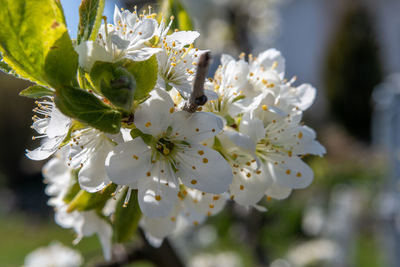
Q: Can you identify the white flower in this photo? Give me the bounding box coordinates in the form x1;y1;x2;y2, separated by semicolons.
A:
247;49;316;112
26;99;71;161
43;155;113;261
64;128;117;193
241;111;325;199
204;54;251;120
24;242;83;267
189;251;242;267
141;187;226;242
106;89;232;218
76;5;162;70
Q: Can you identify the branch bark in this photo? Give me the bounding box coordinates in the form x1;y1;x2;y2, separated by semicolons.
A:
183;52;211;113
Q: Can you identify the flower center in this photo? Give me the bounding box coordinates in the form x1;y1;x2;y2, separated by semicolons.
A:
156;137;175;156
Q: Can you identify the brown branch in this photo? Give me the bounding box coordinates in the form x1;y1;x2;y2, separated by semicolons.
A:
183;52;211;113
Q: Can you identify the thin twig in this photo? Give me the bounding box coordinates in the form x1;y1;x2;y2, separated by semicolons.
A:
183;52;211;113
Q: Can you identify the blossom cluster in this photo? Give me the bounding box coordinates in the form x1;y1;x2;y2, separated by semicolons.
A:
25;5;325;260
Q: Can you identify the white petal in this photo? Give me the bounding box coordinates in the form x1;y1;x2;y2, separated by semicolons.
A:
185;189;226;216
170;111;224;143
26;136;64;160
166;31;200;48
138;174;179;218
133;19;158;40
176;145;233;194
293;83;316;111
134;88;174;135
113;5;122;25
106;138;152;186
74;41;112;71
141;204;180;239
229;164;270;206
294;126;326;156
46;108;70;138
222;130;256;152
32;118;49;134
221;54;234;66
265;181;292;200
82;212;113;261
79;141;113;192
111;34;130;49
267;155;313;189
240;115;266;143
126;47;162;61
256;48;285;78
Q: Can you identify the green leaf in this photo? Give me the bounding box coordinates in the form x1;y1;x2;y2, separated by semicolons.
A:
113;188;142;243
159;0;193;31
90;61;136;111
0;0;78;87
44;32;79;88
55;86;121;134
77;0;105;44
0;53;13;74
67;184;117;212
122;56;158;102
19;85;54;99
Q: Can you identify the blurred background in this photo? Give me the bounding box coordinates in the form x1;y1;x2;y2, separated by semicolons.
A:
1;0;400;266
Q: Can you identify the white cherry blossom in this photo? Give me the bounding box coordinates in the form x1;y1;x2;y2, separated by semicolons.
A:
141;187;226;242
106;89;232;218
24;242;83;267
43;155;113;261
26;99;71;161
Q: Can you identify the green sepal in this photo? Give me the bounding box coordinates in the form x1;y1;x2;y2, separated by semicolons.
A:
90;61;136;111
55;86;121;134
63;169;82;204
77;0;105;44
122;56;158;102
19;85;54;99
67;183;117;212
224;115;235;127
130;128;153;145
113;188;142;243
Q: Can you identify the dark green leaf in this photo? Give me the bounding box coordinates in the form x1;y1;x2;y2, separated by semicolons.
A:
19;85;54;99
113;188;142;243
77;0;105;44
55;86;121;134
67;183;117;212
